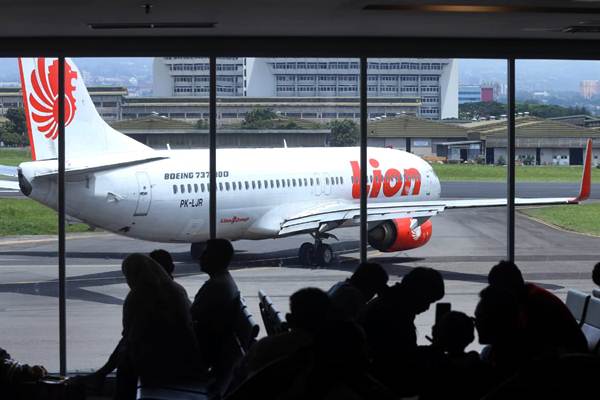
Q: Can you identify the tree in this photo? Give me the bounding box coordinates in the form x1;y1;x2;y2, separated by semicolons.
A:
0;131;21;146
242;108;278;129
328;119;359;147
5;108;26;136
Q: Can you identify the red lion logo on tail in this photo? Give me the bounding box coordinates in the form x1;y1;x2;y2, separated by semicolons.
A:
29;59;77;140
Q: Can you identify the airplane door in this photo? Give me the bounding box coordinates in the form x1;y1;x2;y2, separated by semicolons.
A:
134;172;152;216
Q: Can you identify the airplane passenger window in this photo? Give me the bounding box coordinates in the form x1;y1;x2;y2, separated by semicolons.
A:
219;182;223;191
264;180;268;188
325;177;330;185
245;181;249;190
173;185;177;194
287;179;291;187
316;178;320;185
276;180;280;188
270;180;274;188
188;184;192;193
194;183;198;193
201;183;205;192
251;181;255;189
281;180;285;188
257;181;261;189
292;179;296;187
310;178;314;186
180;184;185;193
232;182;236;191
226;182;231;191
340;177;344;185
304;178;308;186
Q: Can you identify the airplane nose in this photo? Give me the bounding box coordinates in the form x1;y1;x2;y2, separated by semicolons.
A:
18;168;32;196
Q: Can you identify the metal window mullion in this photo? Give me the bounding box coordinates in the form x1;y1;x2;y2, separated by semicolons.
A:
360;57;368;263
507;59;516;262
209;56;217;239
58;56;67;375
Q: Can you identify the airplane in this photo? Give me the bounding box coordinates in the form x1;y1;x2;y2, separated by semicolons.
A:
0;58;593;266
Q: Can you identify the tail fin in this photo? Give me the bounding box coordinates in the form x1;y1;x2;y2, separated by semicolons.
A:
18;58;151;161
572;138;593;203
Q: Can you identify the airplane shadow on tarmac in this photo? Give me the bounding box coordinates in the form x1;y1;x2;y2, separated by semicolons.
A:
0;243;563;305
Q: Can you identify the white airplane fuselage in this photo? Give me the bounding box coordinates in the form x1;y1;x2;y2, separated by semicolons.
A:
19;146;441;243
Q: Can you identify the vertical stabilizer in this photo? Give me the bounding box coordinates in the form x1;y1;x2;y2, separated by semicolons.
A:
18;58;152;161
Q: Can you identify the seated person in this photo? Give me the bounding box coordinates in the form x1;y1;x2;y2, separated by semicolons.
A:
1;348;46;395
488;260;587;356
361;267;444;396
243;287;332;377
84;249;189;391
116;253;204;400
328;262;388;320
593;262;600;298
420;311;492;400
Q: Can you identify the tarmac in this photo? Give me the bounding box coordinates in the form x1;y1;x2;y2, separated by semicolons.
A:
0;181;599;372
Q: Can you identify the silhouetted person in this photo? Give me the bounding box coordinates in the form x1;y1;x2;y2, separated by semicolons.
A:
488;260;587;356
86;249;189;392
592;262;600;298
116;253;204;400
362;267;444;396
328;262;389;320
1;347;46;398
421;311;492;400
243;288;332;377
475;286;526;384
190;239;239;395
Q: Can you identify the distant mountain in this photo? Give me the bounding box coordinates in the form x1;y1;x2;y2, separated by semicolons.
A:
459;59;600;92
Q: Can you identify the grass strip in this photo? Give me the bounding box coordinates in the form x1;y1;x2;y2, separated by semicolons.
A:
520;203;600;236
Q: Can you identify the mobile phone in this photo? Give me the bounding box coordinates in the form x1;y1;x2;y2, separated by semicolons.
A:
435;302;451;324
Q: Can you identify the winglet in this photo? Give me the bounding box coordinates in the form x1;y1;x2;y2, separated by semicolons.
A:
571;138;593;203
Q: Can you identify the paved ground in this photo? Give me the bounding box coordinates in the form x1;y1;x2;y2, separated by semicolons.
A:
0;181;599;372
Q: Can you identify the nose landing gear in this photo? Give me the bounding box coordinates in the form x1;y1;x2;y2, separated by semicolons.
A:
298;232;336;267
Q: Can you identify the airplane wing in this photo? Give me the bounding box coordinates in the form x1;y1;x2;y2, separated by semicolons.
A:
280;139;593;236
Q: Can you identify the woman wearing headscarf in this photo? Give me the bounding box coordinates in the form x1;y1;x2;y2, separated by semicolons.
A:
116;253;206;399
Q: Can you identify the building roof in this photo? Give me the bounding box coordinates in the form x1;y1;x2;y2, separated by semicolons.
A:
111;115;196;131
461;116;600;138
368;114;468;138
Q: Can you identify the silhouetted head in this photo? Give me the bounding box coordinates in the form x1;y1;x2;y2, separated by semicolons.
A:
150;249;175;278
433;311;475;356
313;320;368;375
199;239;233;276
122;253;171;290
349;262;389;300
401;267;445;313
475;286;520;346
286;287;332;335
488;260;525;298
593;262;600;287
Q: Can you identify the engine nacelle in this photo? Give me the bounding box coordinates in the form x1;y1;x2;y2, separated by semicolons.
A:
368;218;432;252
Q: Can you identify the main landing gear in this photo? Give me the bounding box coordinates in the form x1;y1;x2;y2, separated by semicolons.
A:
298;232;336;267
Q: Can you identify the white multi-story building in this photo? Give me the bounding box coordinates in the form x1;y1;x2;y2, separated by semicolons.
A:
153;57;458;119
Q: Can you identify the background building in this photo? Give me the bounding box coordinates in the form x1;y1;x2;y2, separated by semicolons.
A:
580;80;600;100
154;57;458;119
458;85;482;104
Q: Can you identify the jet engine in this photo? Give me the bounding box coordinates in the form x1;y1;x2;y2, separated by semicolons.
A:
368;218;432;252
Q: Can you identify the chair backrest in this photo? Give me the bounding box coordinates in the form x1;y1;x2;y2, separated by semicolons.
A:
566;289;591;326
582;296;600;354
232;294;260;353
258;289;288;336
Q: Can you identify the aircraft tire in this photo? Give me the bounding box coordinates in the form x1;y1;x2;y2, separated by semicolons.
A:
315;243;334;267
190;242;206;260
298;242;315;266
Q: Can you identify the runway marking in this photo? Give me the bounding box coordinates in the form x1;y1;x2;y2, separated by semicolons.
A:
0;233;114;246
